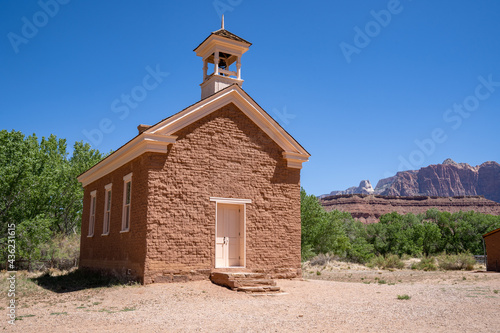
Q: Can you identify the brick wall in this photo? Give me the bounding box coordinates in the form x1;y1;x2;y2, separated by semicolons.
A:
79;155;149;282
144;103;301;283
484;230;500;272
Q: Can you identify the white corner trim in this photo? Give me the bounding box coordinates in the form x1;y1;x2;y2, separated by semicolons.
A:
210;197;252;204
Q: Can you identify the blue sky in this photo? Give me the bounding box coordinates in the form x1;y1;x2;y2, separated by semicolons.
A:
1;0;499;196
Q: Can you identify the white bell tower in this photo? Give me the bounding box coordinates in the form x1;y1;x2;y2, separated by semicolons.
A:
194;16;252;99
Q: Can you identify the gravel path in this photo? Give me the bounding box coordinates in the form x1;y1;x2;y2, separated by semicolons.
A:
4;271;500;332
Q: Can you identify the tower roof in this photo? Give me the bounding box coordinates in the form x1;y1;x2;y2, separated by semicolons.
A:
212;29;252;45
194;28;251;52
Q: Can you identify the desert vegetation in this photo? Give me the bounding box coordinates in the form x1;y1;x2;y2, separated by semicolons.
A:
301;188;500;265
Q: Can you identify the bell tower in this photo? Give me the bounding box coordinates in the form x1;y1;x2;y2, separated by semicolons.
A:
194;16;252;99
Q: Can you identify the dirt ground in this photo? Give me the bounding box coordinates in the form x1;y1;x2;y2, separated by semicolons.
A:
2;266;500;332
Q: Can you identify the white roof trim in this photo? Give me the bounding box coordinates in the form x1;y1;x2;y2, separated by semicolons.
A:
78;133;177;187
194;35;250;56
210;197;252;204
147;85;309;167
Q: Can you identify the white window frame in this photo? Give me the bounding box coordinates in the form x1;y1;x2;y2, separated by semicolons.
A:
121;173;132;232
88;190;97;237
102;183;112;236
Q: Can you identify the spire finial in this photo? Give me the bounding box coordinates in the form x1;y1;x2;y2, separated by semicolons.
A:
221;15;225;30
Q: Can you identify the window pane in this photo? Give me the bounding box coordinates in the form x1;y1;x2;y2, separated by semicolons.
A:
107;190;111;211
126;182;131;204
105;212;109;233
125;206;130;229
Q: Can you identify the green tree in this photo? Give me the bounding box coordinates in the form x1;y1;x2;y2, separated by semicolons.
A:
417;220;441;256
313;210;350;255
0;130;104;265
300;188;350;259
16;215;52;270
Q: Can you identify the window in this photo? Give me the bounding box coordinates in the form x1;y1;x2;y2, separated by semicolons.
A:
88;190;96;237
121;173;132;232
102;184;112;235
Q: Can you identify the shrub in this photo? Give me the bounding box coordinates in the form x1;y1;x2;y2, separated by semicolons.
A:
397;294;411;300
401;254;412;261
436;253;476;271
411;257;437;271
309;253;334;266
367;254;404;270
366;255;385;269
384;254;405;269
39;233;80;270
301;244;316;262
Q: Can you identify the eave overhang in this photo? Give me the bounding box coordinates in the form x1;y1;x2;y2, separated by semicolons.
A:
77;133;177;187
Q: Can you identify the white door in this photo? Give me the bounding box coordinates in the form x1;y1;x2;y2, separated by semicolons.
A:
216;204;241;267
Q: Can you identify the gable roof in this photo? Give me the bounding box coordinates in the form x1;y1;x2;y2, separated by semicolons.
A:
483;227;500;238
194;29;251;52
77;84;310;187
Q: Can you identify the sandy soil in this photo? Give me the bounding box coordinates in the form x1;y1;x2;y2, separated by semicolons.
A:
2;268;500;332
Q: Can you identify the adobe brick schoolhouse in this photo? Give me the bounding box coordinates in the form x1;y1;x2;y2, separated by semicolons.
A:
78;20;310;284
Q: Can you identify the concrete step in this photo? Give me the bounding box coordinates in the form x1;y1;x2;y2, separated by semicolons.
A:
225;272;267;279
234;286;281;293
210;271;280;293
232;279;277;288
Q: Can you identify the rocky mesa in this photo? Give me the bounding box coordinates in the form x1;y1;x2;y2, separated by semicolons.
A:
378;159;500;203
318;159;500;223
321;159;500;203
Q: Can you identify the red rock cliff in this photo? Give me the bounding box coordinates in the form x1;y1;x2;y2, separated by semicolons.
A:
378;159;500;203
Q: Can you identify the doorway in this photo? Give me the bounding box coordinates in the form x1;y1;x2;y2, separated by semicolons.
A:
215;203;245;268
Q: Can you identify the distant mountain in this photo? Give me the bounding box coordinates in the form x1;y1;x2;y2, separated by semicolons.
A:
321;159;500;203
318;180;374;198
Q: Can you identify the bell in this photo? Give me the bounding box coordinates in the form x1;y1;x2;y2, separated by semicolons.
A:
218;58;227;70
